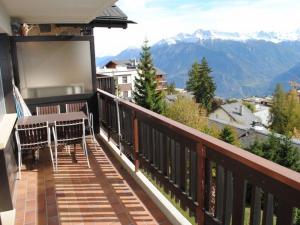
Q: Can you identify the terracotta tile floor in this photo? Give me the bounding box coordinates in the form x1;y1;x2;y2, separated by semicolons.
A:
14;137;172;225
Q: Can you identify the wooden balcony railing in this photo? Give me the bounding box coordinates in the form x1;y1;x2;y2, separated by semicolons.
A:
97;89;300;225
97;76;115;95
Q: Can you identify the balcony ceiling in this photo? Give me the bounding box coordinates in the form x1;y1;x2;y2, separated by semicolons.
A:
0;0;117;24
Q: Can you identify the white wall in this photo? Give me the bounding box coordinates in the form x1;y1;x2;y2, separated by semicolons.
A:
209;108;233;123
0;1;11;34
17;41;93;98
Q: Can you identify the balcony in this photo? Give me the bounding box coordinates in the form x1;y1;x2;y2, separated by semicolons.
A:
0;5;299;224
97;89;300;225
1;78;299;225
14;137;171;225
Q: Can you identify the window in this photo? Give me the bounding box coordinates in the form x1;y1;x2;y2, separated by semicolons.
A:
122;76;128;84
123;91;128;98
0;68;6;115
16;41;93;99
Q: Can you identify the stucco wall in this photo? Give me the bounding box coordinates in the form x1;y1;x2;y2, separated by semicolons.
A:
0;2;11;34
209;108;233;123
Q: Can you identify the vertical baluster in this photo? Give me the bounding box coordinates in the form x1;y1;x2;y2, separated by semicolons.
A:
262;193;274;225
250;186;262;225
215;165;225;221
232;175;246;225
222;170;233;225
162;134;168;176
179;144;186;210
204;160;212;212
133;111;139;172
276;199;293;225
175;142;181;187
196;143;205;225
159;132;163;172
190;150;197;202
171;139;176;183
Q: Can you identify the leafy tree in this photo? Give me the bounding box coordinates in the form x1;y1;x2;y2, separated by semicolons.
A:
273;136;300;172
164;96;220;138
164;96;207;131
248;134;300;224
165;82;178;95
248;139;264;157
247;134;300;172
133;40;165;113
270;84;300;137
219;126;240;146
186;58;216;112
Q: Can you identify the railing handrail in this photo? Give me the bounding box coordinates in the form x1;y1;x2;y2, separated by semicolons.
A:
97;88;300;192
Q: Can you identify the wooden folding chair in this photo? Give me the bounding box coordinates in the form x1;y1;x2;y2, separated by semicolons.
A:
36;105;60;115
52;119;90;170
65;102;96;142
15;122;54;179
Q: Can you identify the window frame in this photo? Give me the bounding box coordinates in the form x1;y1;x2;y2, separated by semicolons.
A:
11;35;97;100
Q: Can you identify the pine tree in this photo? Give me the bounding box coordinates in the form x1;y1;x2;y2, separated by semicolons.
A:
219;126;240;146
273;136;300;172
186;61;200;92
248;134;300;172
186;57;216;112
133;40;165;113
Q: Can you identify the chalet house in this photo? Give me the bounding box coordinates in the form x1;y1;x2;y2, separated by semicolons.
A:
97;59;167;99
209;102;261;128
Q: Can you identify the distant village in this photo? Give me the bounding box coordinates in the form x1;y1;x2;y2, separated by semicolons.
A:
97;59;300;150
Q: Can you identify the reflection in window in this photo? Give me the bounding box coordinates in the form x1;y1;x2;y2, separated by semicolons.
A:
16;41;93;99
0;69;6;115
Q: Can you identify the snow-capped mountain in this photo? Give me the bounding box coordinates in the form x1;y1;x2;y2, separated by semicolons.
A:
97;28;300;98
156;29;300;45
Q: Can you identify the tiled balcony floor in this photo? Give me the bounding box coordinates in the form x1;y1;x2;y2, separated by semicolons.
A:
14;137;171;225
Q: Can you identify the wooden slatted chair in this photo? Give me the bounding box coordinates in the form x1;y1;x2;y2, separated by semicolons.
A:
52;119;90;170
65;102;96;142
36;105;60;115
15;122;54;179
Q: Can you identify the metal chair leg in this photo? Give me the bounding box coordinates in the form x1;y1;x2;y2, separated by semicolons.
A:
18;149;22;180
55;144;58;171
66;145;71;156
83;140;90;168
49;145;55;171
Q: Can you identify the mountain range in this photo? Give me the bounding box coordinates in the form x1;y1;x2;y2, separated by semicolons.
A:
96;29;300;98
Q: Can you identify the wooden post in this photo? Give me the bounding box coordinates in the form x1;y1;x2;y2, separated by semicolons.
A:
133;111;139;172
196;142;205;225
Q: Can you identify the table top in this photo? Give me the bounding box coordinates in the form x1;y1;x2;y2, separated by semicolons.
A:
17;112;87;126
0;114;17;149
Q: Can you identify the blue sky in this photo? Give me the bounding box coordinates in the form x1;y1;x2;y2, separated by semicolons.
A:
94;0;300;57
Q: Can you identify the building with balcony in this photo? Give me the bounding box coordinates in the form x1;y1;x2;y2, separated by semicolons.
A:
97;60;167;99
0;1;299;225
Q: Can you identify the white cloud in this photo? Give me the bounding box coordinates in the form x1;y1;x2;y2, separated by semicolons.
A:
94;0;300;57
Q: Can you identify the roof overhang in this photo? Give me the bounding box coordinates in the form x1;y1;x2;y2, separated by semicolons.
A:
89;5;136;29
56;5;136;29
0;0;117;24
